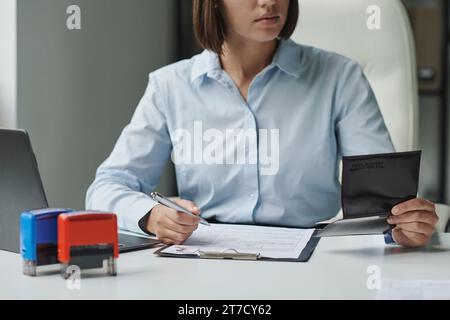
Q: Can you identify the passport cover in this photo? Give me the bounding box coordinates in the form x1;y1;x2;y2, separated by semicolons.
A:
316;151;421;237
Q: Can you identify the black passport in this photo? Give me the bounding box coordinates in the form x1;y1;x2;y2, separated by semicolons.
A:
316;151;421;237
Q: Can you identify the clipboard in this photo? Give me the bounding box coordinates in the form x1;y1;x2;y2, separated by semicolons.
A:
154;230;321;262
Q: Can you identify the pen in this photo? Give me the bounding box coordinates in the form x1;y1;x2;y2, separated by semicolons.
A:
150;192;210;226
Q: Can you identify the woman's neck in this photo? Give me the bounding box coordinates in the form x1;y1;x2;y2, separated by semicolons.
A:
220;37;278;82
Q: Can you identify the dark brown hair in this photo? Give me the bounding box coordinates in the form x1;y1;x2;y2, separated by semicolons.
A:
193;0;299;55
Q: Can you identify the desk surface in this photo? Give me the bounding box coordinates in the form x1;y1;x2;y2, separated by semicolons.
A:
1;234;450;299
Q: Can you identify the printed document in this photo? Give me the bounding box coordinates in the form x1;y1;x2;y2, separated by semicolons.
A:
160;223;315;259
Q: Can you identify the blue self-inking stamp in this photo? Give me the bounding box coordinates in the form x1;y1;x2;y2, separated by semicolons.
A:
20;208;74;276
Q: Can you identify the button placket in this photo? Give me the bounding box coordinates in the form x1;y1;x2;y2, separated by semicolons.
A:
245;78;265;223
244;111;260;219
213;69;262;219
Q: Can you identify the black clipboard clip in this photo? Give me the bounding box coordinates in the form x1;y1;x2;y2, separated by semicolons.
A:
197;248;260;260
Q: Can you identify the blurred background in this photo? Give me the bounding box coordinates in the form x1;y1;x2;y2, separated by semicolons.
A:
0;0;448;211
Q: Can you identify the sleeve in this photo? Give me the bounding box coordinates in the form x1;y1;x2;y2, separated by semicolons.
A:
334;60;396;157
85;73;172;235
335;60;398;245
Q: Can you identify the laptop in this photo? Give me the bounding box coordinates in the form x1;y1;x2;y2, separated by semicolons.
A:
0;129;160;253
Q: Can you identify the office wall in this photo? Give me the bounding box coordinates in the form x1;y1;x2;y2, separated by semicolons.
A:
404;0;448;203
446;6;450;205
17;0;178;209
0;0;17;128
418;96;444;200
447;49;450;204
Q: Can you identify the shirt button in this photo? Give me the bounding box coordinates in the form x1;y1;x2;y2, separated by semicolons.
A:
250;194;255;199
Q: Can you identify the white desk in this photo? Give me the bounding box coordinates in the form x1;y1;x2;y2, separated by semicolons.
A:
1;234;449;299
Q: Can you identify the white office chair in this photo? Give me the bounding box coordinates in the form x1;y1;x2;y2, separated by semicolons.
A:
292;0;450;232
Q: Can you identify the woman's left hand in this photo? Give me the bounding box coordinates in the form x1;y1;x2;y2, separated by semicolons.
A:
387;198;439;247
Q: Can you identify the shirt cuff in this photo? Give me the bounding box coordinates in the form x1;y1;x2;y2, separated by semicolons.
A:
120;197;158;235
138;211;155;236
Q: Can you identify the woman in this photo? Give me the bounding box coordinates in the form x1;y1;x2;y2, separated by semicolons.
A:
86;0;438;247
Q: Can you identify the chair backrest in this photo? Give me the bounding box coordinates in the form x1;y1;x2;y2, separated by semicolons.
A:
291;0;419;151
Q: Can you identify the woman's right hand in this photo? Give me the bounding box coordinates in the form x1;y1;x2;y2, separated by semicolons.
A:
146;198;201;245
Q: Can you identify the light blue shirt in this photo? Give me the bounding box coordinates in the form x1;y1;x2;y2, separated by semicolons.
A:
86;39;395;235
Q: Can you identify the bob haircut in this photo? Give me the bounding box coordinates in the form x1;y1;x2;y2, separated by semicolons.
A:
193;0;299;55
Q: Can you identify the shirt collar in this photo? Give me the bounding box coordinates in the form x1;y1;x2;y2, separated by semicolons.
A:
271;38;304;78
190;50;222;83
190;38;304;84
